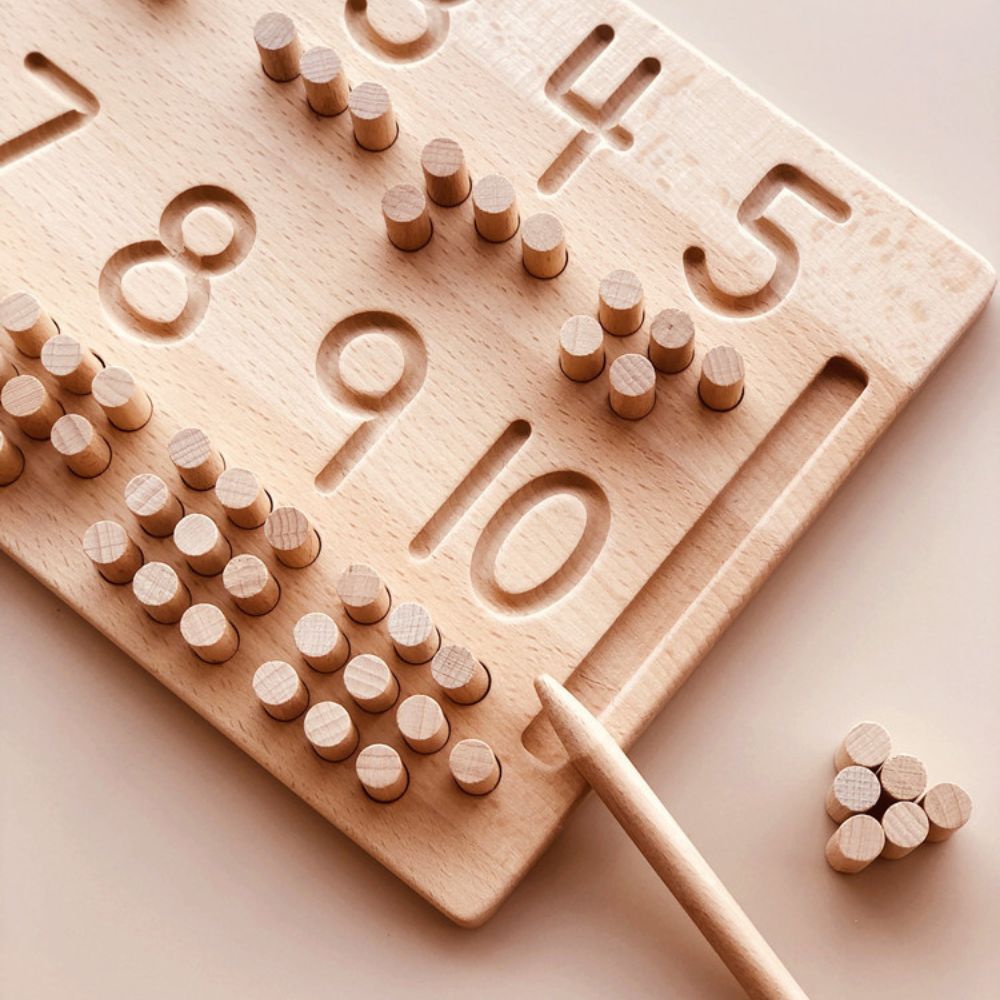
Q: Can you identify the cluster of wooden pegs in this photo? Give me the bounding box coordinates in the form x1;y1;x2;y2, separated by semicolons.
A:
824;721;973;873
557;271;745;419
252;13;567;280
0;288;156;486
251;576;499;802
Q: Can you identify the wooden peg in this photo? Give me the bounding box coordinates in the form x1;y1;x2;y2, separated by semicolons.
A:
824;765;880;823
82;520;143;584
293;611;350;672
559;315;605;382
336;563;390;623
421;137;471;207
396;693;449;753
825;814;885;874
253;660;309;721
879;754;928;803
699;345;745;411
449;738;501;795
382;184;432;251
431;644;490;704
609;353;656;420
472;174;518;242
344;654;399;713
598;269;644;336
264;505;320;567
834;721;892;771
222;553;279;615
1;354;16;391
387;601;440;663
132;561;190;624
179;603;239;663
521;212;567;278
168;427;224;490
348;81;396;151
92;366;152;430
300;46;349;115
40;333;101;393
50;413;111;478
215;467;270;528
304;701;358;761
173;512;231;576
649;308;696;373
356;743;408;802
0;431;25;486
254;11;300;82
1;374;62;439
124;473;184;537
0;290;57;357
880;801;929;859
921;782;972;842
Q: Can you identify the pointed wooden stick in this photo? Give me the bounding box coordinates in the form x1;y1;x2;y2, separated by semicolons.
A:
534;675;808;1000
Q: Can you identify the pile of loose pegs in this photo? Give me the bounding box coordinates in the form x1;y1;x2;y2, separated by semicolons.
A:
825;721;972;874
558;269;746;419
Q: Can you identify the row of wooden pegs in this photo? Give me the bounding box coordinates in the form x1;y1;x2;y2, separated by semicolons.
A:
1;290;154;485
252;13;568;278
824;721;972;873
558;275;745;417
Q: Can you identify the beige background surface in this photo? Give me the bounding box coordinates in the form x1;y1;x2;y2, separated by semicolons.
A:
2;1;998;998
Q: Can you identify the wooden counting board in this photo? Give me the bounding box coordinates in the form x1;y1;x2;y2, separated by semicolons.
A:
0;0;993;926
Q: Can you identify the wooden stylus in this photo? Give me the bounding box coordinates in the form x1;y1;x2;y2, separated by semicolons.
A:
534;675;808;1000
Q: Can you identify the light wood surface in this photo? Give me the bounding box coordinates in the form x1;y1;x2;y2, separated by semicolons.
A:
824;765;880;824
648;308;696;373
348;81;396;151
0;0;993;927
382;184;433;251
388;601;440;664
825;814;885;874
222;553;279;615
168;427;224;490
472;174;519;242
303;699;358;761
40;333;101;394
421;138;471;207
132;560;190;623
254;12;300;83
1;374;62;439
521;212;567;278
356;743;408;802
396;693;450;754
880;801;929;860
123;472;183;537
449;738;501;795
608;352;656;419
431;643;490;704
50;412;111;478
293;611;350;672
336;563;390;623
173;511;231;576
559;315;605;382
300;47;349;117
179;603;239;663
921;782;973;842
0;291;57;357
344;653;399;713
264;505;320;568
252;659;309;721
91;366;151;431
215;466;270;528
834;721;891;771
879;754;928;803
699;345;745;412
598;268;644;335
81;520;142;584
536;674;808;999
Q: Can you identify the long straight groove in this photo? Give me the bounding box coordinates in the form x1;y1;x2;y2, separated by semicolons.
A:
410;419;531;559
522;357;868;763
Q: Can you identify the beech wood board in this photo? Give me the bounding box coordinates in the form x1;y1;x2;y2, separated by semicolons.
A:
0;0;993;925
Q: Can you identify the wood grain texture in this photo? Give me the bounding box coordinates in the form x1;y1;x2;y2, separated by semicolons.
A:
0;0;993;925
